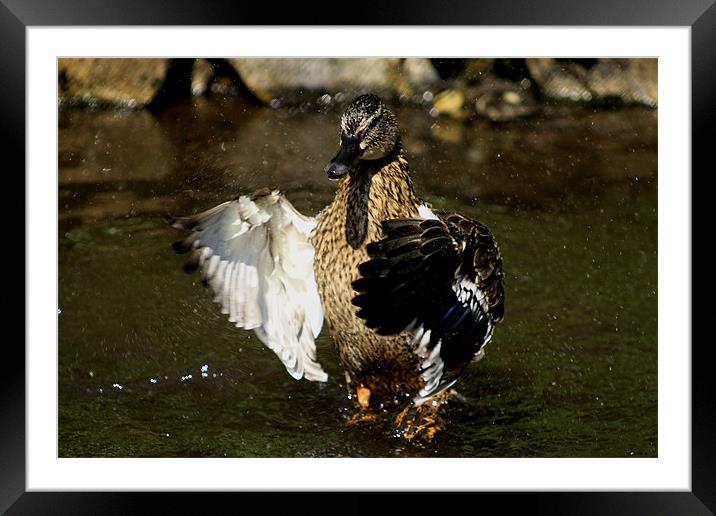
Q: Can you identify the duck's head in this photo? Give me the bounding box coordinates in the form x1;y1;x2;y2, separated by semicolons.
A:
324;94;400;181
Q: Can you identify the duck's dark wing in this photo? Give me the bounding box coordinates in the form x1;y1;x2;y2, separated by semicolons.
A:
168;189;327;382
352;213;504;404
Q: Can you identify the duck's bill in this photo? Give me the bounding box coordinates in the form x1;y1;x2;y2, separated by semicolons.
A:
324;162;350;181
324;135;361;181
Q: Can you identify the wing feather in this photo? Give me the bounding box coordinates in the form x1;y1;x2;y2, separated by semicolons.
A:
351;205;504;404
169;190;327;382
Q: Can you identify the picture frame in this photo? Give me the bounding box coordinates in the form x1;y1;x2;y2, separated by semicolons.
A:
5;0;708;512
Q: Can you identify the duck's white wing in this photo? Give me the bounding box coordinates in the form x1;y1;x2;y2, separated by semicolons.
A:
168;189;327;382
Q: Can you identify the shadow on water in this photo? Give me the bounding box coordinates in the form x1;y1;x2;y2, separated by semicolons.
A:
58;96;657;457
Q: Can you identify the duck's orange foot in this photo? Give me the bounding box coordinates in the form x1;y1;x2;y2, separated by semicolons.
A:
345;386;380;426
394;409;447;443
394;390;451;443
356;386;371;409
345;410;380;426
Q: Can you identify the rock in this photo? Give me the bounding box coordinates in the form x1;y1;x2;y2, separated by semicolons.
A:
57;57;657;113
625;59;658;105
58;58;170;108
471;77;539;122
586;59;657;107
399;58;441;95
191;58;214;96
228;58;403;103
526;58;657;107
526;58;594;103
431;88;466;118
462;59;497;82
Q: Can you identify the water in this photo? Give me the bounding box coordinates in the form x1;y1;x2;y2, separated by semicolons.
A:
58;96;657;457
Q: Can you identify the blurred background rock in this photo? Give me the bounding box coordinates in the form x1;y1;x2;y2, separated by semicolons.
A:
58;57;657;119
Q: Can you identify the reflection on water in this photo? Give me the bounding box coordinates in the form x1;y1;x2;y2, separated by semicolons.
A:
59;97;657;457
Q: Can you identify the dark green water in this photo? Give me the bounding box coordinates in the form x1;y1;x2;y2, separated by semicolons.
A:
58;97;657;457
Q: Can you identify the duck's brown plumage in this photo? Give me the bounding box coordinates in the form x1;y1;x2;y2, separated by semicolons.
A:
313;157;423;397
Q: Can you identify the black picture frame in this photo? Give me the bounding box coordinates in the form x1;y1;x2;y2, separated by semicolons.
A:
5;0;708;513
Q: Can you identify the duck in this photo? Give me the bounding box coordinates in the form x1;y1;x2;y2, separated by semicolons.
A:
168;93;504;434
